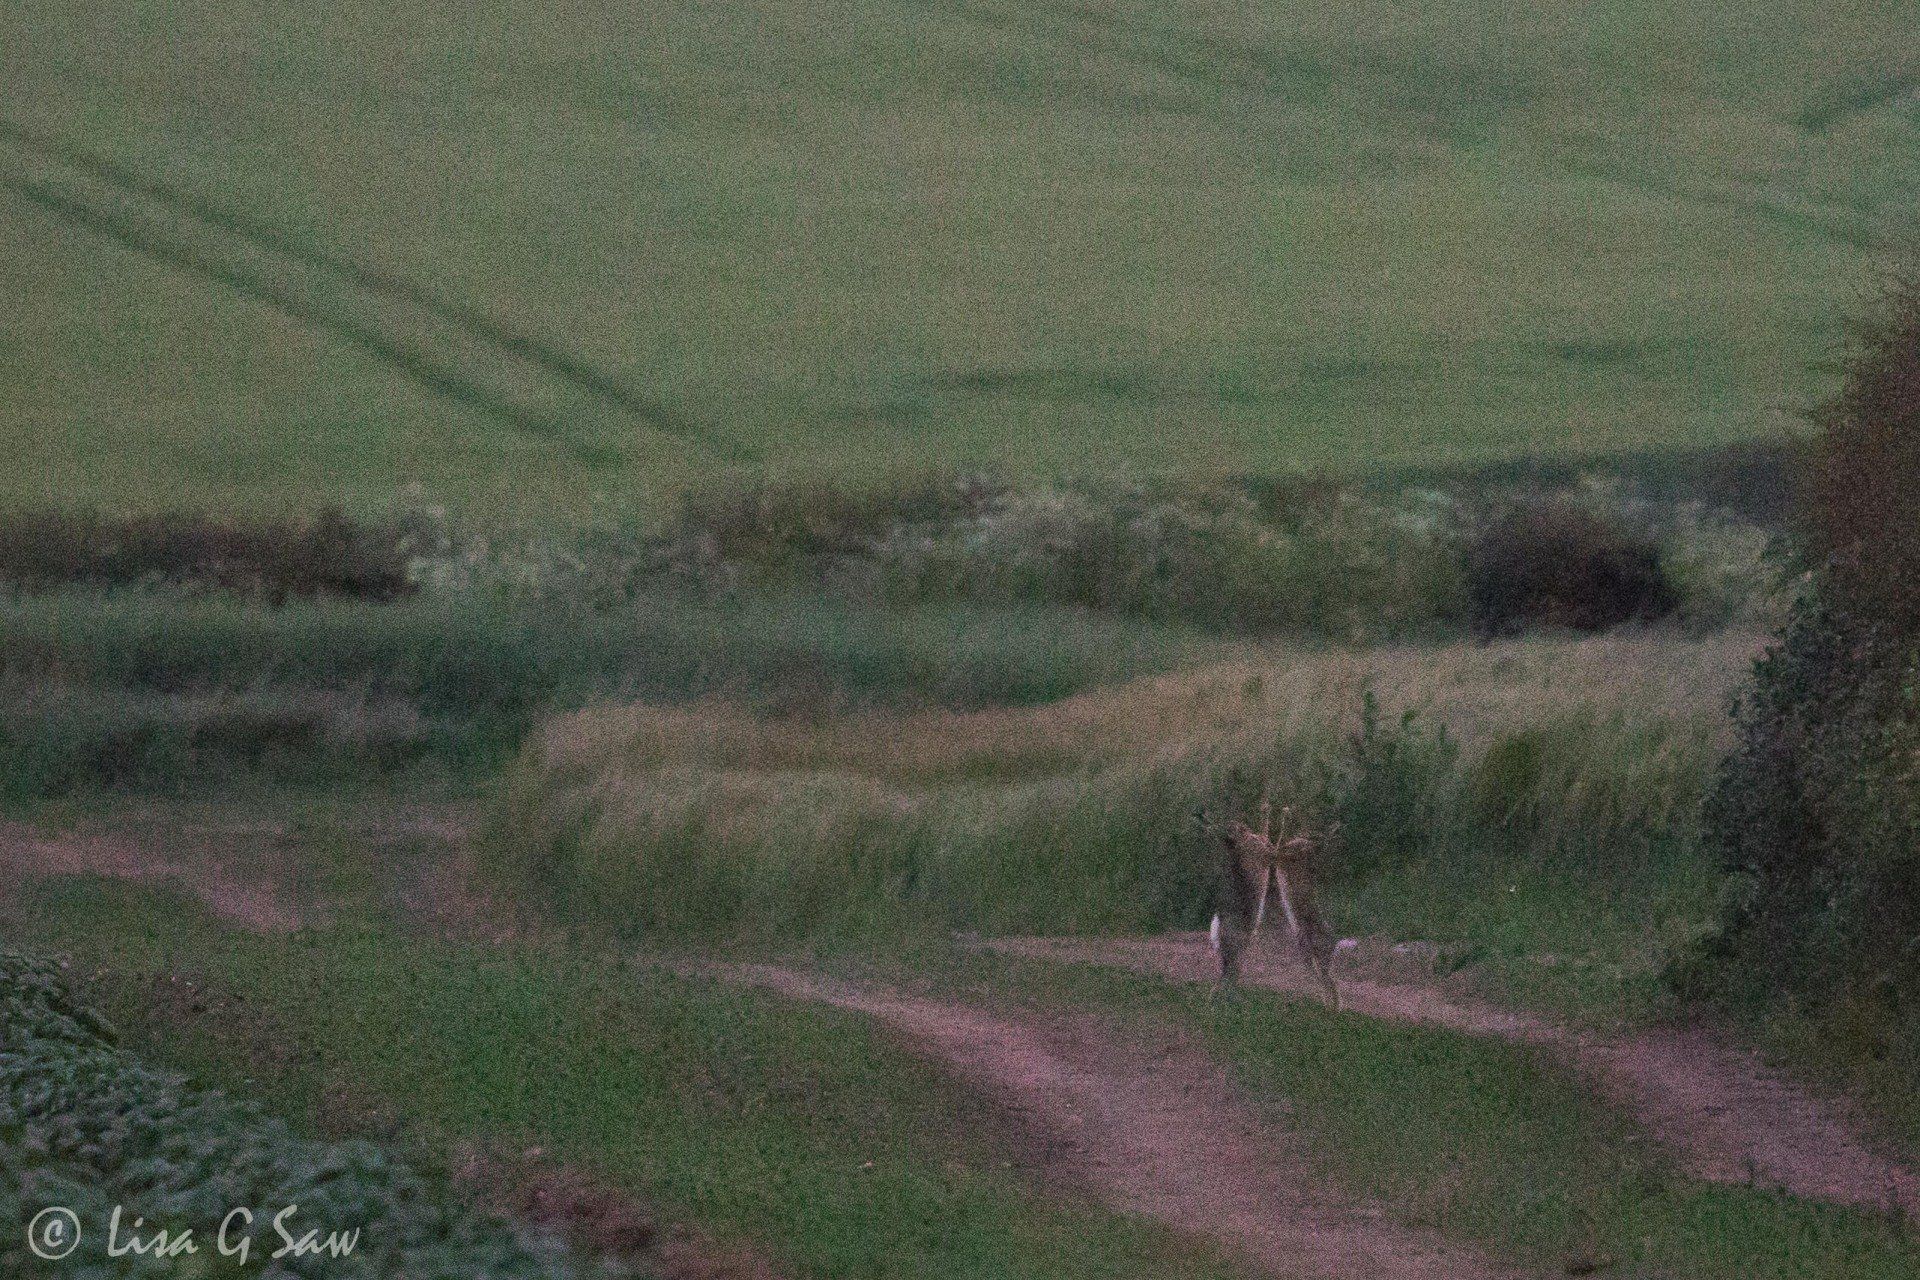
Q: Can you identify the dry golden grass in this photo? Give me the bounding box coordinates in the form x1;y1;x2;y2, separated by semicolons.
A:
533;628;1765;789
482;628;1764;947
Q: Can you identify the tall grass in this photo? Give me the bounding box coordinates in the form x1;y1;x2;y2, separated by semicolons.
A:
485;632;1755;989
0;588;1205;801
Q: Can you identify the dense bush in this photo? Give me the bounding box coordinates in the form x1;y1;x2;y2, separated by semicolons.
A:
1687;271;1920;1077
1463;501;1677;636
1804;268;1920;631
0;508;418;602
0;948;601;1278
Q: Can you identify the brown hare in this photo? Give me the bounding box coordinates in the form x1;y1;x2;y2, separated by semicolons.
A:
1196;798;1346;1008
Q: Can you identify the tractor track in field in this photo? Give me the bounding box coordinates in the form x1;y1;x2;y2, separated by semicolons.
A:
705;960;1537;1280
0;120;750;462
980;933;1920;1222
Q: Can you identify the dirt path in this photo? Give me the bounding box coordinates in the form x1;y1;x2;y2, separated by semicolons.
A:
13;810;1915;1236
0;818;308;933
711;962;1537;1280
980;934;1920;1219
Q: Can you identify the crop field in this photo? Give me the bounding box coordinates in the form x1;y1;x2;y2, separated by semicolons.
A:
3;0;1915;520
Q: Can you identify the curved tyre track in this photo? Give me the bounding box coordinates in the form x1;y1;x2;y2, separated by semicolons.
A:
979;933;1920;1220
710;962;1536;1280
0;119;750;462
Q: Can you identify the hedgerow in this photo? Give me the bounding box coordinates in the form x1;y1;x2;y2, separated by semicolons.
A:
1684;269;1920;1085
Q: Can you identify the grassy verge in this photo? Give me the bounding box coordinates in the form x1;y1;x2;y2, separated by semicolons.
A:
2;878;1250;1280
883;947;1920;1280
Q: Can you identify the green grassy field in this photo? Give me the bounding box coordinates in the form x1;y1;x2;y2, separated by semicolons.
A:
3;0;1912;521
11;876;1917;1279
5;880;1254;1280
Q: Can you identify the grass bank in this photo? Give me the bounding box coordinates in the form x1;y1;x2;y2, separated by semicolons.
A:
486;630;1754;1019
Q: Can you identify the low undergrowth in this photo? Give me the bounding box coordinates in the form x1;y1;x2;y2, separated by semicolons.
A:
0;589;1204;803
0;452;1790;808
0;507;419;602
546;468;1788;642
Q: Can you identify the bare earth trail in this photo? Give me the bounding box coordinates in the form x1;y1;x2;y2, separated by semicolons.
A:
0;817;309;933
709;961;1536;1280
1;819;1528;1277
8;814;1919;1247
981;933;1920;1220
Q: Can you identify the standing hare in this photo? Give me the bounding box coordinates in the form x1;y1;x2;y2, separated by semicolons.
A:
1196;798;1347;1008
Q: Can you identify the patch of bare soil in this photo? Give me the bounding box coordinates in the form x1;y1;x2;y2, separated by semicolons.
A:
710;962;1535;1280
0;818;307;932
979;933;1920;1220
454;1145;785;1280
405;842;540;943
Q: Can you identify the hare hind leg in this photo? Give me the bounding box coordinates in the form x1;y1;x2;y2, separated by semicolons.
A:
1277;870;1340;1010
1210;851;1266;990
1303;938;1340;1011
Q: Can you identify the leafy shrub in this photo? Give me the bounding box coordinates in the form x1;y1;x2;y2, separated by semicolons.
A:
1804;267;1920;634
0;508;418;602
1331;692;1460;878
1463;501;1677;636
862;479;1467;638
1687;271;1920;1079
0;948;601;1278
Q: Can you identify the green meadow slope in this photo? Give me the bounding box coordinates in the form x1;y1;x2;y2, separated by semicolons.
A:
2;0;1915;521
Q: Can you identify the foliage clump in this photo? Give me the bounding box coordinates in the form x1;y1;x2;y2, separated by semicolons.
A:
0;508;419;603
1688;271;1920;1077
1463;500;1677;636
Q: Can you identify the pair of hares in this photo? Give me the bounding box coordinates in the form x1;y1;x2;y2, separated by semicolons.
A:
1196;799;1346;1008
